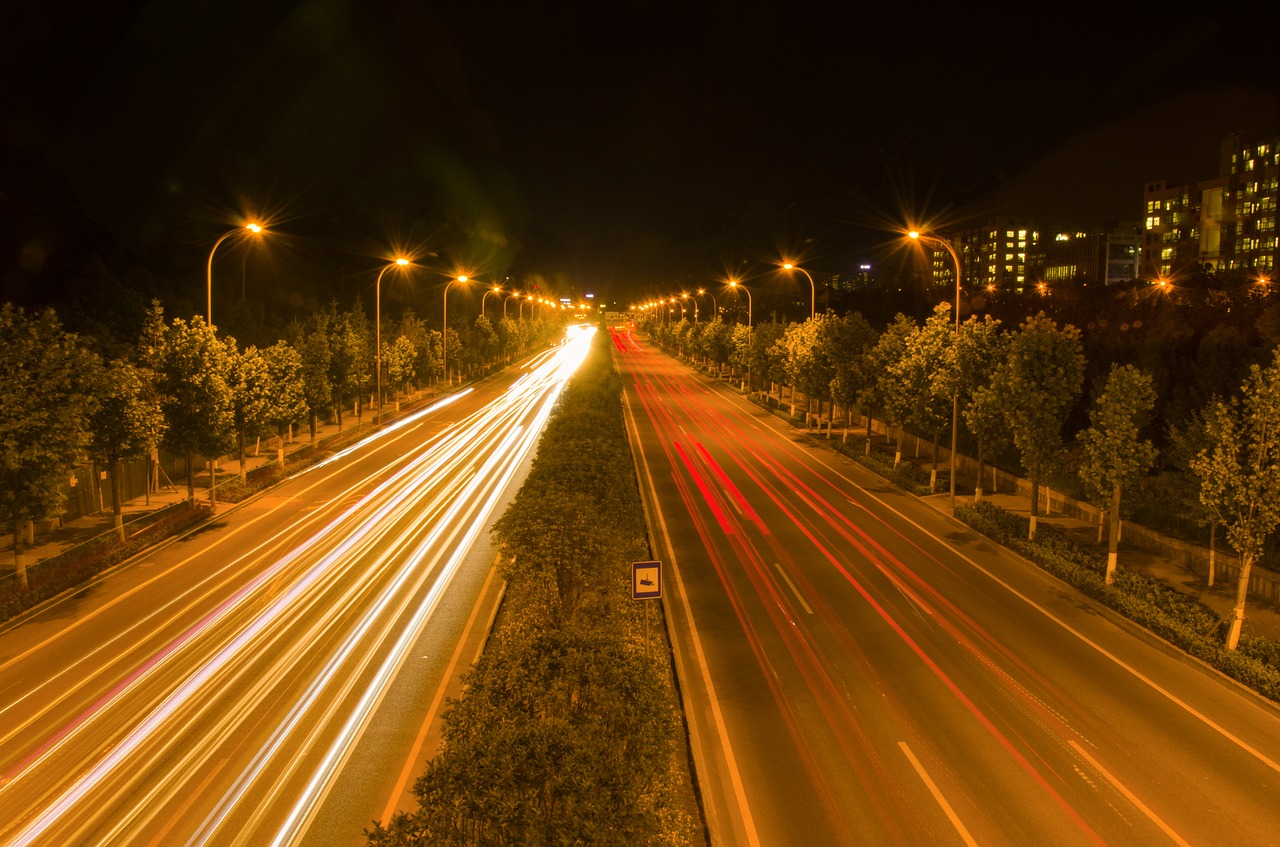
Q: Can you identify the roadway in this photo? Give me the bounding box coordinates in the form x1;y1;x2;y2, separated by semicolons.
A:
0;329;593;847
612;327;1280;847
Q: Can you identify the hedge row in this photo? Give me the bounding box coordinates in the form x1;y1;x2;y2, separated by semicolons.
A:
367;331;702;847
955;499;1280;702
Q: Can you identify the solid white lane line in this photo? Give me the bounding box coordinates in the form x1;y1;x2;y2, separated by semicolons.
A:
1068;740;1190;847
622;387;762;847
899;741;978;847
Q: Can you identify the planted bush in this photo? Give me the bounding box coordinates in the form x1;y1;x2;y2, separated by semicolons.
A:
955;499;1280;702
369;331;700;846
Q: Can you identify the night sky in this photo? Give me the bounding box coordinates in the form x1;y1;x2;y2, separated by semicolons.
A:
3;1;1278;316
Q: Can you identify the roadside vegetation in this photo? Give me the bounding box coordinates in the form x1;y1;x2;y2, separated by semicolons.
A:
0;296;561;621
645;275;1280;652
367;329;703;846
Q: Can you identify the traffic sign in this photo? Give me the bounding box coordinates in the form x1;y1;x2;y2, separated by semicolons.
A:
632;561;661;600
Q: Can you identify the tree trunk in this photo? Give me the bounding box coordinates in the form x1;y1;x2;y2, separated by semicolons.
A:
209;458;217;512
1226;552;1254;650
239;429;248;481
1104;483;1122;584
894;427;904;468
1208;522;1217;587
1028;469;1040;541
111;456;124;542
974;439;985;502
309;411;317;446
929;430;940;492
185;453;195;501
13;521;27;589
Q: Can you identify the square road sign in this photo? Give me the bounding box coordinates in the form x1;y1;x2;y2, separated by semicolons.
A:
632;561;661;600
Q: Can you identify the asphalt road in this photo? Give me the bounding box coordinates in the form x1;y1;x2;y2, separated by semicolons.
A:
0;331;594;846
613;328;1280;847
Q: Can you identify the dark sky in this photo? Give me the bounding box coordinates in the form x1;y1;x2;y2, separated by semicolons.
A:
2;1;1278;313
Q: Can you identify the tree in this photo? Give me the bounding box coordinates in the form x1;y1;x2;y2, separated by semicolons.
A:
296;310;332;444
1077;364;1158;584
747;319;787;401
728;324;752;390
0;305;102;583
260;342;307;465
382;334;418;400
87;360;164;540
963;380;1012;500
1191;348;1280;650
227;341;273;480
1001;312;1085;540
829;312;878;443
946;314;1005;499
892;303;952;489
868;313;917;466
155;316;234;504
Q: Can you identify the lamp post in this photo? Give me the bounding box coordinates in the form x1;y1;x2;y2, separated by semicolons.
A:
375;257;411;422
782;261;815;320
481;284;502;319
443;275;471;387
207;222;264;328
909;229;962;506
685;293;698;322
503;291;521;319
729;279;752;392
697;287;717;320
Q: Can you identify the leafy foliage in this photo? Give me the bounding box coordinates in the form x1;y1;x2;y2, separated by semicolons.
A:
0;305;103;575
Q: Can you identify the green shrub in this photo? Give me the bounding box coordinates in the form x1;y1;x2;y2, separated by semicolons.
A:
954;500;1280;702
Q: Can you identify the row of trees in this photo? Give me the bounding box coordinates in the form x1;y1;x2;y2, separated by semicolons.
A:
369;330;695;845
642;306;1280;651
1;299;562;585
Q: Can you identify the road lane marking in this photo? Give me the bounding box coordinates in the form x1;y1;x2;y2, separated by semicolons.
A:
380;558;502;825
621;387;762;847
898;741;978;847
759;417;1280;778
772;562;813;615
1068;740;1190;846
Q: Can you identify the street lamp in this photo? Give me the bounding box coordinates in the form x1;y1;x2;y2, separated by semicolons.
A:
697;287;717;319
503;291;521;319
729;279;752;392
481;283;503;319
375;256;412;421
207;222;265;327
684;292;698;322
781;261;816;320
443;274;472;387
908;228;962;506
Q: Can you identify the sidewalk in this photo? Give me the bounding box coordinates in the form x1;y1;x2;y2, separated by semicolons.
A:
0;388;446;575
919;489;1280;645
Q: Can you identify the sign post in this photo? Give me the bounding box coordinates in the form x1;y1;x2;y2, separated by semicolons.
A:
632;561;661;655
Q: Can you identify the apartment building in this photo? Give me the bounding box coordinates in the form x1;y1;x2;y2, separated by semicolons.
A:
1140;131;1278;279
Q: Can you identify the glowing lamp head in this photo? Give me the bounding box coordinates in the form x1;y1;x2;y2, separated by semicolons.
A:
457;275;468;283
395;257;409;266
246;223;264;234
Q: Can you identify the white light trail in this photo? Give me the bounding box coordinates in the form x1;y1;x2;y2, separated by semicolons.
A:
1;328;595;846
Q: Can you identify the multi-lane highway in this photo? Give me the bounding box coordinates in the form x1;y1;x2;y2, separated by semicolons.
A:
613;327;1280;847
0;329;593;846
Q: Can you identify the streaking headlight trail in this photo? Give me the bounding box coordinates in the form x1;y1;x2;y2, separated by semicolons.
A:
0;328;596;847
